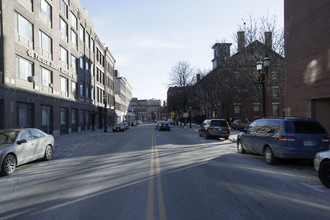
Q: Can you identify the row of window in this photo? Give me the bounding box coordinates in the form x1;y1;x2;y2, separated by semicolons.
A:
18;102;92;134
15;55;108;103
233;104;280;118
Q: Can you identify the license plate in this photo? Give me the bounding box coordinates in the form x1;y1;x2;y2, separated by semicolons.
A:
303;141;314;147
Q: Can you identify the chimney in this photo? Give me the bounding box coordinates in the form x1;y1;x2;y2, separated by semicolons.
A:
196;74;201;82
265;32;272;53
237;31;245;52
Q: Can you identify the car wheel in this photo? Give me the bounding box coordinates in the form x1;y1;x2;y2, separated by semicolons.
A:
318;161;330;188
224;136;229;140
44;145;53;161
1;154;16;176
237;140;246;154
264;146;276;165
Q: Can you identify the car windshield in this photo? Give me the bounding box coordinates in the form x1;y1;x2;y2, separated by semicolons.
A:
0;131;18;145
285;121;327;134
117;123;124;127
210;120;228;127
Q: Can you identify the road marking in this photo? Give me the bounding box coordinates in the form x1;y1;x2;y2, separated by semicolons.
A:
147;130;167;220
300;182;324;192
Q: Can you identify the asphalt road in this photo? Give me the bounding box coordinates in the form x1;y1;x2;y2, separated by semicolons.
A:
0;123;329;220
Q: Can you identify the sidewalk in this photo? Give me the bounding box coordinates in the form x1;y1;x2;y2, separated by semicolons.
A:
54;128;109;146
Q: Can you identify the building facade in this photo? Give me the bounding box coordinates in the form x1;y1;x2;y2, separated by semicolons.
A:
285;0;330;132
147;99;163;121
114;71;133;123
0;0;115;136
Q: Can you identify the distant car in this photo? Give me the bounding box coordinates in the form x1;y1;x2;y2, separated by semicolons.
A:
137;120;142;125
0;128;54;176
237;117;329;165
113;123;125;132
314;150;330;188
158;121;171;131
168;119;175;126
231;119;249;130
123;122;130;130
199;119;230;140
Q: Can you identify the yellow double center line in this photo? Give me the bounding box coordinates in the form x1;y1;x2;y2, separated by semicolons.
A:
147;130;166;220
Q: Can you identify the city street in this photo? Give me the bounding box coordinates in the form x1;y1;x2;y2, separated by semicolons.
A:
0;123;330;220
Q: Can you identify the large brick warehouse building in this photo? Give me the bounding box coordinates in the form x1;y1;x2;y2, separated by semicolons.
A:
0;0;116;136
285;0;330;132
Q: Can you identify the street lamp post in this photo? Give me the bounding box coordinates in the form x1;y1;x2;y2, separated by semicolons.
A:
189;107;192;128
103;94;107;132
256;56;270;118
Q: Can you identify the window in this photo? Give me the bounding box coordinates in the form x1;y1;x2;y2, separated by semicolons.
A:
272;104;279;116
30;129;43;138
59;0;67;17
41;67;52;86
39;31;52;55
86;84;89;99
71;55;77;69
80;56;84;69
17;102;33;127
272;87;279;99
71;81;77;98
86;59;89;73
91;39;94;52
60;46;68;67
14;12;33;47
79;24;84;42
71;109;78;124
41;105;52;131
16;56;33;80
59;17;68;40
60;108;68;125
40;0;51;22
60;76;68;93
71;29;77;46
253;104;260;117
85;32;90;48
234;105;241;117
70;11;77;30
80;84;84;97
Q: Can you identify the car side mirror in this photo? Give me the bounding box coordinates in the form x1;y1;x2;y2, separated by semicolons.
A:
17;139;27;145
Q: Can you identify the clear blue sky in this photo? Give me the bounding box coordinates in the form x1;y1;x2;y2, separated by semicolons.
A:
79;0;284;101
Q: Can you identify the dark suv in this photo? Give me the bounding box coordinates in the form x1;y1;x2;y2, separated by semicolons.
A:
237;117;329;165
199;119;230;140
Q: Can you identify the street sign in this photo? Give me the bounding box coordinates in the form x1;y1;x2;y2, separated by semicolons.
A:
183;113;189;118
170;111;175;118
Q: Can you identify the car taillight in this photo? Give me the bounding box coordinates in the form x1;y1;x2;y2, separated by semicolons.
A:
226;127;231;131
208;127;214;130
278;136;296;142
322;136;330;142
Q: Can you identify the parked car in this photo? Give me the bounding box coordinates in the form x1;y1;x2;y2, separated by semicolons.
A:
168;118;175;126
0;128;54;176
199;119;230;140
237;117;329;165
314;150;330;188
157;121;171;131
113;123;126;132
231;119;249;130
137;120;142;125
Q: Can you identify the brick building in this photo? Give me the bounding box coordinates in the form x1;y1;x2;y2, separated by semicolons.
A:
284;0;330;132
0;0;116;136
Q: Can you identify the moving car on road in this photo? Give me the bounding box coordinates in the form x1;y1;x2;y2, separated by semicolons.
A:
157;121;171;131
237;117;329;165
0;128;54;176
314;150;330;188
113;123;126;132
199;119;230;140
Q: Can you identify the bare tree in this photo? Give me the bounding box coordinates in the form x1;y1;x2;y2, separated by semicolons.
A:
168;61;194;87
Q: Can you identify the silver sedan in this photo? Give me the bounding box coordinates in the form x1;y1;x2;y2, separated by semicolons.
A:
0;128;54;176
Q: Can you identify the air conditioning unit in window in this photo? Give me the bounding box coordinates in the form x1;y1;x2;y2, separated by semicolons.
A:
27;76;35;83
49;83;53;88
